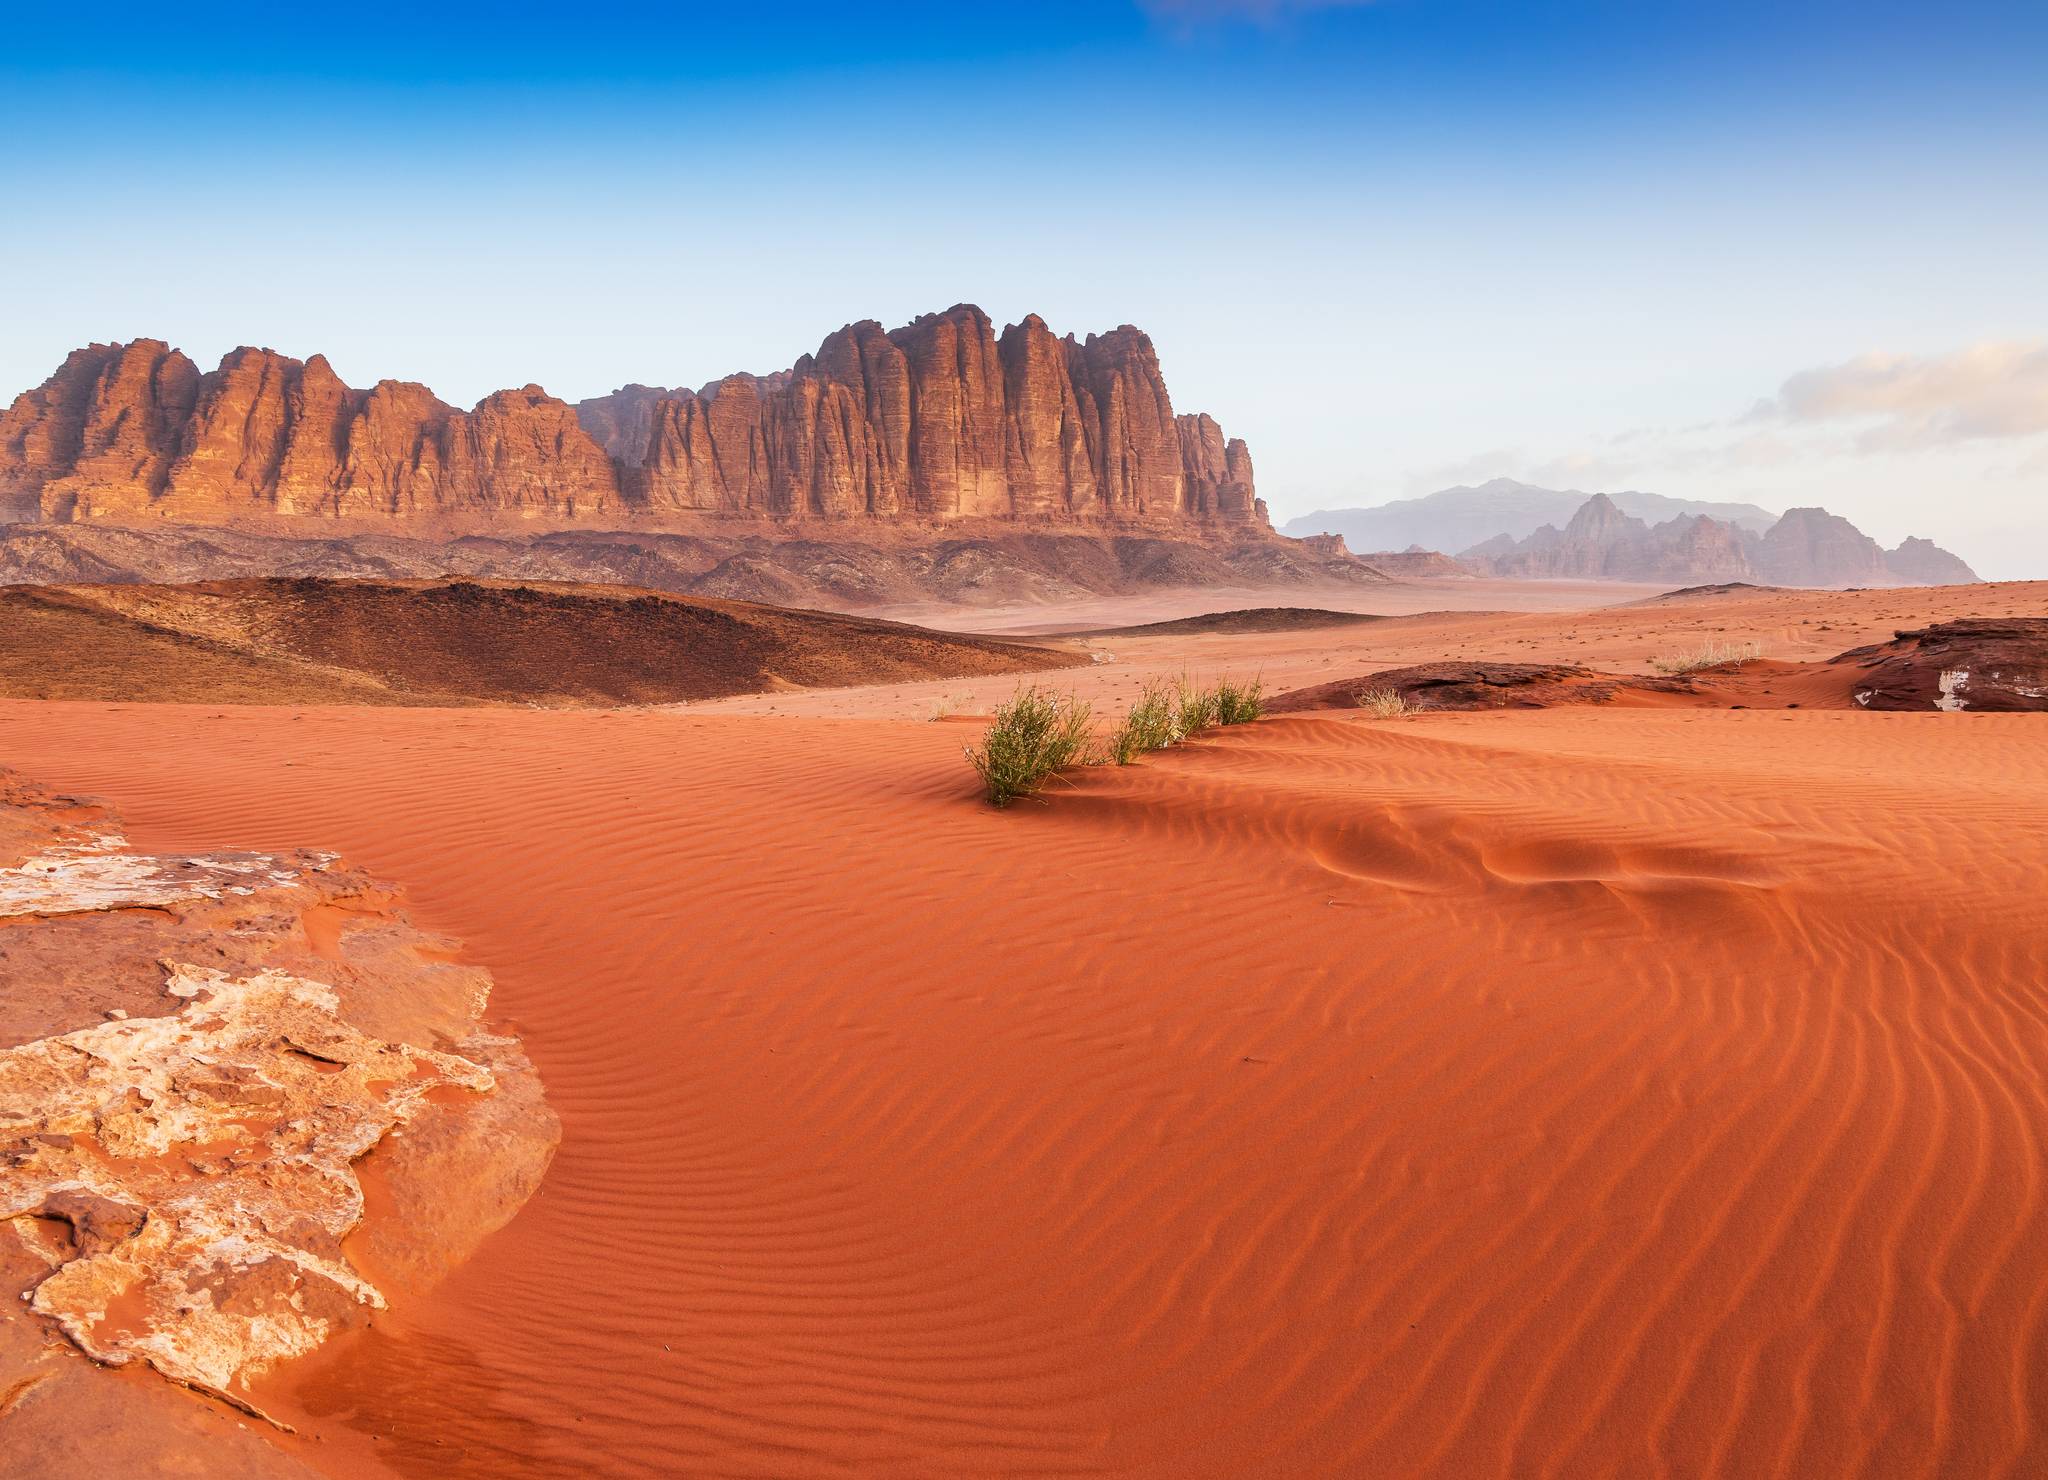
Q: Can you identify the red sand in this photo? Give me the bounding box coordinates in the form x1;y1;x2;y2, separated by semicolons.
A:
4;582;2047;1477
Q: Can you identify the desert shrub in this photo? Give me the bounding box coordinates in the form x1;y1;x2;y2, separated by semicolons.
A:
1357;686;1410;718
1215;675;1265;726
1107;682;1179;764
1650;639;1761;675
965;688;1096;806
1171;676;1222;739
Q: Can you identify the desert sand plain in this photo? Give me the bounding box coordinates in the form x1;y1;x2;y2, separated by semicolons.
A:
3;576;2046;1478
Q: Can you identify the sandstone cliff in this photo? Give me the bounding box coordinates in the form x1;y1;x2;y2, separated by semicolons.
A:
1;307;1266;534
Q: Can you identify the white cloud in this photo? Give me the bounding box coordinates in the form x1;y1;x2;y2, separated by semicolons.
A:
1410;341;2048;499
1378;340;2048;577
1750;340;2048;451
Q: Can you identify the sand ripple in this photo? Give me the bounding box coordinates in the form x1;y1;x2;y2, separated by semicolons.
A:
2;701;2043;1477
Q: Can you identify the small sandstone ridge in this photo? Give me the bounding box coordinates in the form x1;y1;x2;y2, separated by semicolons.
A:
1833;617;2048;711
1352;548;1478;579
1287;532;1475;580
0;306;1265;532
1077;606;1389;637
0;772;556;1470
0;576;1087;706
1268;662;1663;712
0;522;1383;611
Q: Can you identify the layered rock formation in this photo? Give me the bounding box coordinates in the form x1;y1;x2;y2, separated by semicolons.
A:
1;307;1266;534
1459;494;1979;587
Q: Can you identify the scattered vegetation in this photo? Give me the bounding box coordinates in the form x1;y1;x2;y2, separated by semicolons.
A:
927;692;976;721
965;688;1097;807
1356;686;1411;718
1650;639;1762;675
972;672;1267;801
1105;673;1265;765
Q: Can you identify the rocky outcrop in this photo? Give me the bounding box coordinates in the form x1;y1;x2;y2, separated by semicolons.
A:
1268;662;1628;712
1460;494;1978;588
0;770;557;1460
1294;533;1476;579
1352;548;1477;579
1832;618;2048;711
1;307;1265;535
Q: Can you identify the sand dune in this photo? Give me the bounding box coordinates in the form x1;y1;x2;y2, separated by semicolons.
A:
4;621;2045;1476
0;578;1081;706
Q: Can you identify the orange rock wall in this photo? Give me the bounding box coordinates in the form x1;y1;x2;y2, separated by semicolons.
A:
1;306;1263;531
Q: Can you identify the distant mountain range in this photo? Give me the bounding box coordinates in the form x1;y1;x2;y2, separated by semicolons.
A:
1285;479;1978;588
1281;478;1779;553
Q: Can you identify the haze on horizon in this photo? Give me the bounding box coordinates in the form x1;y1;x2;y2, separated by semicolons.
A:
3;0;2043;576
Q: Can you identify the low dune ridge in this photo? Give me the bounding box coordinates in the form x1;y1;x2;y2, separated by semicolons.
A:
0;577;1084;706
1069;605;1389;637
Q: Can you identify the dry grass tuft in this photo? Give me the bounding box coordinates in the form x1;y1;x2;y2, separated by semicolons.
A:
1650;640;1761;675
1357;686;1411;718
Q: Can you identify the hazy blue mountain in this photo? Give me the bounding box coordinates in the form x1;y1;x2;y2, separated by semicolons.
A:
1280;477;1779;554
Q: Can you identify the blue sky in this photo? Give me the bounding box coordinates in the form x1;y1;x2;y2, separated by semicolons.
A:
4;1;2044;573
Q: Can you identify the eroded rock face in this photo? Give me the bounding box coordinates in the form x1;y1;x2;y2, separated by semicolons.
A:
1832;617;2048;711
0;771;556;1455
0;306;1265;532
3;963;491;1391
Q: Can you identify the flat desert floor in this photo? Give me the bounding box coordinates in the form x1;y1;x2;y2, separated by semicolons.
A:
4;579;2046;1478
